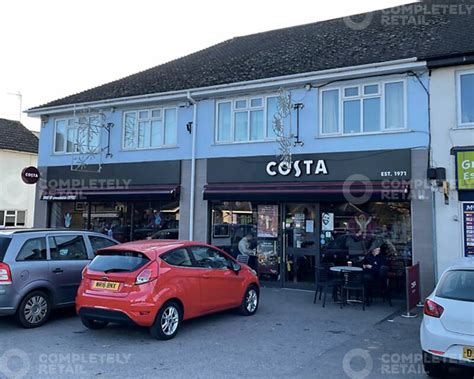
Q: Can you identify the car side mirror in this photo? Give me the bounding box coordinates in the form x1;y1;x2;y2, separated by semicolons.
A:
230;261;241;274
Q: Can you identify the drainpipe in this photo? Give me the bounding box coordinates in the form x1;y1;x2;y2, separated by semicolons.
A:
187;91;197;241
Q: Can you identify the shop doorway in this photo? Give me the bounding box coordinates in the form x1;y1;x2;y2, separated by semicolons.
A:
282;203;320;289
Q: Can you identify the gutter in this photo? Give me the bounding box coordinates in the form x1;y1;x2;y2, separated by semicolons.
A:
26;58;426;117
187;91;197;241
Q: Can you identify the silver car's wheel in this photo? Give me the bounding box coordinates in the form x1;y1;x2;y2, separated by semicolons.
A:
150;301;182;340
246;289;258;313
16;291;51;328
161;305;179;336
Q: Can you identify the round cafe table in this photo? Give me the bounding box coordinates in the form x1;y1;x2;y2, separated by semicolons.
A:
330;266;363;272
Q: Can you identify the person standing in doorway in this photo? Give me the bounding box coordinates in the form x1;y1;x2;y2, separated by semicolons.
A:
238;233;257;270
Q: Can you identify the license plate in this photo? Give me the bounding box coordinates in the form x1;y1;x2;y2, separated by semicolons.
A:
92;281;120;291
463;346;474;361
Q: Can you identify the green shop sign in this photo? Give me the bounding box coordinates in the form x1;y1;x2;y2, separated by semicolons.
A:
457;151;474;190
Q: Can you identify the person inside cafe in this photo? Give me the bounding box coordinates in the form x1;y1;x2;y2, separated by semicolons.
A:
238;233;257;270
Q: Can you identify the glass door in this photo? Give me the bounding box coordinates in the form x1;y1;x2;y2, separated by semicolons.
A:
282;203;320;289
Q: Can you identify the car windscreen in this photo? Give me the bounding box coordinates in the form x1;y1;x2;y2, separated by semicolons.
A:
88;251;150;273
436;270;474;302
0;237;12;261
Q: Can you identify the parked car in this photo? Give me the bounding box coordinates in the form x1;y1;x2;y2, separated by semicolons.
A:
0;229;117;328
76;240;260;340
147;228;179;240
420;258;474;377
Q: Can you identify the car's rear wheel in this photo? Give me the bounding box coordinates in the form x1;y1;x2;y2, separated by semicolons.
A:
423;351;446;378
16;291;51;328
80;316;109;330
150;301;182;340
239;285;259;316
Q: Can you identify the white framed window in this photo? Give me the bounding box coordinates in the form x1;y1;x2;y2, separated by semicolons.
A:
0;210;26;227
54;117;101;154
123;107;177;150
320;79;407;136
215;96;277;143
457;70;474;127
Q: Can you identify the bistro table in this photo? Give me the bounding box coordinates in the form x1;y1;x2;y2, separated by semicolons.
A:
330;266;363;273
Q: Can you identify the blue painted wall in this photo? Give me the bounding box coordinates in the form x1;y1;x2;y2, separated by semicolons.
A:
38;72;429;167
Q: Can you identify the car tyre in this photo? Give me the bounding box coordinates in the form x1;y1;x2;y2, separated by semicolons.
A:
80;316;109;330
423;352;446;378
239;285;259;316
16;290;52;328
150;301;182;340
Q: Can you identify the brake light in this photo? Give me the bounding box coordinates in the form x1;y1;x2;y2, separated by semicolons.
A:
81;266;88;280
135;261;158;285
0;263;12;284
424;299;444;318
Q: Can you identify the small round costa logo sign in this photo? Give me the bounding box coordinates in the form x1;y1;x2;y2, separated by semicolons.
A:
21;166;40;184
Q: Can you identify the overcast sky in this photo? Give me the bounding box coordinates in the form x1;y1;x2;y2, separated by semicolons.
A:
0;0;412;131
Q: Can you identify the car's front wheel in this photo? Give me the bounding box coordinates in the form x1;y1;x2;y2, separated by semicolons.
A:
150;301;182;340
239;285;259;316
423;351;446;378
16;291;52;328
80;316;109;330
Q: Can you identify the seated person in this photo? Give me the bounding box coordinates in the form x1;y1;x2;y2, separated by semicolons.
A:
363;245;390;302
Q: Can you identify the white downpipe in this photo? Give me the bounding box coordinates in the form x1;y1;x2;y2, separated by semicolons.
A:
187;91;197;241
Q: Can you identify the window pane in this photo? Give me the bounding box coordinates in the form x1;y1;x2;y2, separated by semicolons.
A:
164;108;177;145
344;87;359;97
89;251;149;273
124;113;137;148
16;238;47;261
385;82;404;129
139;111;149;119
66;128;75;152
250;110;264;140
436;270;474;302
151;109;161;118
89;236;117;255
55;120;66;152
5;215;15;227
50;235;88;260
250;98;263;107
235;100;247;109
161;248;192;267
0;211;4;226
266;97;278;138
322;90;340;134
217;102;231;142
16;211;26;226
461;73;474;124
151;120;163;147
189;246;231;270
364;85;379;95
343;100;361;134
234;111;248;141
363;98;381;132
137;121;149;148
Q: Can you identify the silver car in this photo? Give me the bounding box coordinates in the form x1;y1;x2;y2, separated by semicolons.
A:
0;229;117;328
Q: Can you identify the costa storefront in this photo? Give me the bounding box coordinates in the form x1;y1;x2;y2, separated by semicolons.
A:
204;150;414;290
41;161;181;242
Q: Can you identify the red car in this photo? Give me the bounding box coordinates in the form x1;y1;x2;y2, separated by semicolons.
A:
76;240;260;340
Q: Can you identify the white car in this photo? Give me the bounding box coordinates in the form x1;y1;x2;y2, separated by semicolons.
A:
420;258;474;377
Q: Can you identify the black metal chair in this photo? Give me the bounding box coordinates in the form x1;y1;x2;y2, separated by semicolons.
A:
340;270;366;311
314;266;338;307
236;254;249;265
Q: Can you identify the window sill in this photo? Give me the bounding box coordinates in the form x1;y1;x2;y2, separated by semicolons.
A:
52;151;100;156
120;145;179;152
316;129;411;139
455;125;474;130
212;139;276;146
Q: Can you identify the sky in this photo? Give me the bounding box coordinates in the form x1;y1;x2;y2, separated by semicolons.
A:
0;0;413;131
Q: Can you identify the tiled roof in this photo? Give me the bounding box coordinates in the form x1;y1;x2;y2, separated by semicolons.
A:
30;0;474;110
0;118;39;154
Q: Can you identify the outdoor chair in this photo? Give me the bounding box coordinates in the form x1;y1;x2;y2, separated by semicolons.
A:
340;270;366;311
236;254;250;265
313;266;338;307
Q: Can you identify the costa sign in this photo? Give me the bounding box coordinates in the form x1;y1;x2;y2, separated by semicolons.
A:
21;166;40;184
266;159;328;177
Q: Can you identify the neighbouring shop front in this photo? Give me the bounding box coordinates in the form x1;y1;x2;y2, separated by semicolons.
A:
204;150;413;291
41;161;181;242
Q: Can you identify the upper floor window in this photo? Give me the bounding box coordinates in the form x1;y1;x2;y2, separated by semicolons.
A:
320;80;406;135
0;210;26;227
54;117;101;154
123;107;177;150
216;96;277;143
458;71;474;127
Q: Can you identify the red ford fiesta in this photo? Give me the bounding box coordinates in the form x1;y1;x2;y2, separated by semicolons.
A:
76;240;260;340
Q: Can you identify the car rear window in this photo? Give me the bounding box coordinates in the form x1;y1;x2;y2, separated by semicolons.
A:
88;251;150;273
436;270;474;302
0;237;11;261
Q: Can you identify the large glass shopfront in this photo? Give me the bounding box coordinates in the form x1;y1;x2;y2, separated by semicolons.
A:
49;200;179;242
210;200;412;290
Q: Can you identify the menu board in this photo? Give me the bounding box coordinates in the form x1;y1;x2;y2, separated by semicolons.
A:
463;203;474;257
257;205;279;238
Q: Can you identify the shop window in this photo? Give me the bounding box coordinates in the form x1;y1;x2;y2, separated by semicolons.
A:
54;117;101;154
216;96;277;143
123;107;177;149
49;235;88;260
458;71;474;126
16;238;47;261
320;80;406;135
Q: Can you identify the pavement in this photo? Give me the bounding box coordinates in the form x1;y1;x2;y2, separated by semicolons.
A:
0;287;472;379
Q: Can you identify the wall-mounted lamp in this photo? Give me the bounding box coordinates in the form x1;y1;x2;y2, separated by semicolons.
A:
110;107;116;113
304;83;313;91
40;115;49;127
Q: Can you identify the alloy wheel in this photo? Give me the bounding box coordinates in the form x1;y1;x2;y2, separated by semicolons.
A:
24;295;48;324
160;306;179;336
246;289;258;313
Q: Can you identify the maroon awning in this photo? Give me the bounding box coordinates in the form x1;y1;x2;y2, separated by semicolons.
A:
203;181;410;202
